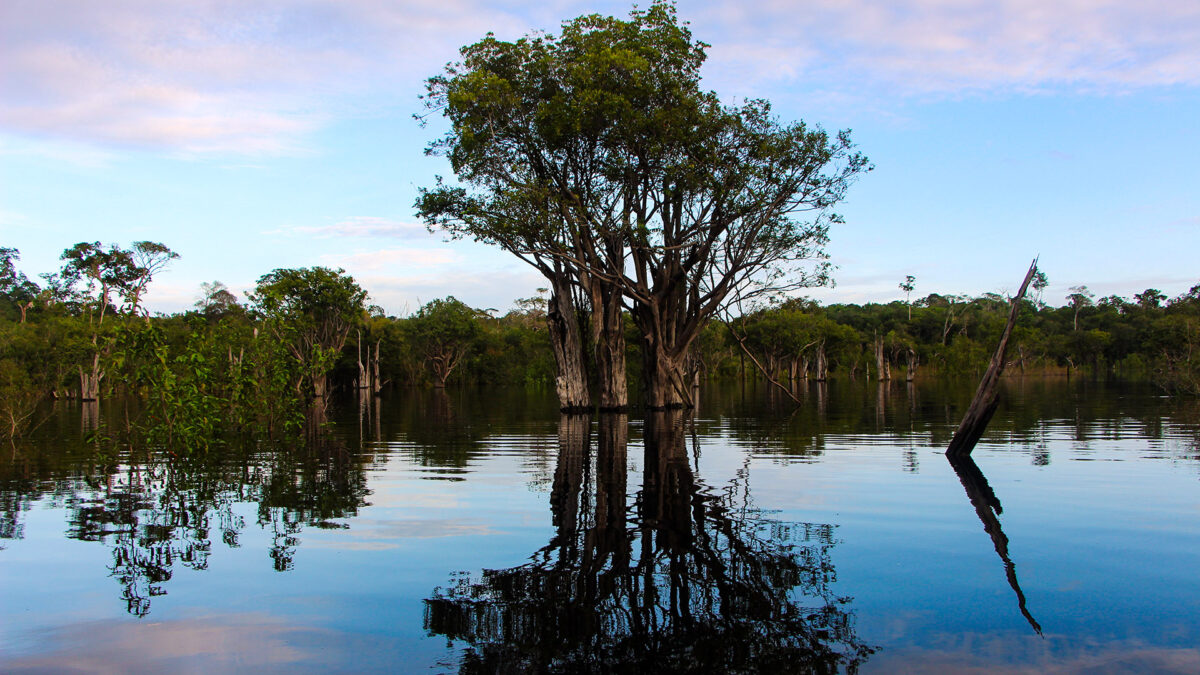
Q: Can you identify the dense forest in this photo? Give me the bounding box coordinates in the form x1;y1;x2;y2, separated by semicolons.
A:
3;242;1198;447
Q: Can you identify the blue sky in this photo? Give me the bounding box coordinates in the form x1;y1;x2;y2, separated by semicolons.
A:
1;0;1196;315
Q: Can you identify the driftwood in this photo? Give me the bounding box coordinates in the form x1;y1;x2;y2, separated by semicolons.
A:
946;259;1039;457
948;453;1042;634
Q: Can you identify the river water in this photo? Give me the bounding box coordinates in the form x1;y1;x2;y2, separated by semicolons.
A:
2;378;1200;673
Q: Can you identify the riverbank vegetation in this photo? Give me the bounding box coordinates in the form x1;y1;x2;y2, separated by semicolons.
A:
3;241;1198;447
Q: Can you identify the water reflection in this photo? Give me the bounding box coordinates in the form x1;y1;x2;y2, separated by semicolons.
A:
54;437;371;614
946;453;1042;635
425;412;875;672
3;381;1200;672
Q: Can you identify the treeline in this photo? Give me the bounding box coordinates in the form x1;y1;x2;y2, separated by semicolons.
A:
726;286;1200;390
2;243;1198;445
0;243;555;446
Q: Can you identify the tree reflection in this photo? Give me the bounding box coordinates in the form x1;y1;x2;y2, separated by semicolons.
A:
66;456;242;616
946;453;1042;634
57;435;370;614
426;412;874;673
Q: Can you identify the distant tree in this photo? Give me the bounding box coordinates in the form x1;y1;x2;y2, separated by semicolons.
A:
57;242;143;400
59;241;140;324
1031;270;1049;307
249;267;368;404
1066;285;1094;331
0;247;40;323
406;297;481;387
899;275;916;319
126;241;180;318
1134;288;1166;310
196;281;240;317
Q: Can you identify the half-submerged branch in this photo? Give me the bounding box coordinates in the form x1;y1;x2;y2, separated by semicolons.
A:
947;453;1043;635
946;259;1039;457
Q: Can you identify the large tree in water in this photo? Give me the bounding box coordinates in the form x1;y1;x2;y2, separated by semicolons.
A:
420;0;868;409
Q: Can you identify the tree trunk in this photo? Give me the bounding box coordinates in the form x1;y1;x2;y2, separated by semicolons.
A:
371;340;382;395
906;349;917;382
815;342;828;382
79;352;102;402
591;280;628;411
641;339;689;410
875;335;890;381
356;330;368;390
547;275;590;412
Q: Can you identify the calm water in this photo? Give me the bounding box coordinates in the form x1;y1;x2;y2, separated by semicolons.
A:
3;379;1200;673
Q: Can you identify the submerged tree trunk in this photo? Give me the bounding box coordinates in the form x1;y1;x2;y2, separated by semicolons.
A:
371;340;382;396
875;335;890;382
590;279;628;411
906;349;917;382
356;330;368;390
815;342;828;382
79;352;102;402
547;274;590;412
641;337;690;410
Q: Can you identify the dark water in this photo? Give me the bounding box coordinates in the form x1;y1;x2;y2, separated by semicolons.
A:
3;379;1200;673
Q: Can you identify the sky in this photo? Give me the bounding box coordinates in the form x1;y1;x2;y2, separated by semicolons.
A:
1;0;1197;316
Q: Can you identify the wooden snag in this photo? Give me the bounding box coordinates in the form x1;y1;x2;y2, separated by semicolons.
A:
946;259;1039;457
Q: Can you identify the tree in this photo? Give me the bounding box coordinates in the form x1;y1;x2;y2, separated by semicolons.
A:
420;1;868;409
0;247;40;323
195;281;240;317
899;275;916;320
1134;288;1166;310
406;297;482;387
1066;285;1094;331
249;267;368;406
127;241;180;318
57;242;142;400
1030;270;1049;307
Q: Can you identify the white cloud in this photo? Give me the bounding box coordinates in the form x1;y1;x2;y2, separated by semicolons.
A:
294;217;432;240
321;247;459;272
0;0;528;155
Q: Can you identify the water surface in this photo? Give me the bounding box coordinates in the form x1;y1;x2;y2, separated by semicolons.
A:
3;379;1200;673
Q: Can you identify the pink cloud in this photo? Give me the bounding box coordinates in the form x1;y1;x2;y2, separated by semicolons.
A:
696;0;1200;95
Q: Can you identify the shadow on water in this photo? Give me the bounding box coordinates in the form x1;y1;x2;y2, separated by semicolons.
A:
424;411;875;673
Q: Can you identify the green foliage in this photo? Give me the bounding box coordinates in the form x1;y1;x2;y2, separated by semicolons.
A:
250;267;368;401
406;297;483;386
107;318;308;452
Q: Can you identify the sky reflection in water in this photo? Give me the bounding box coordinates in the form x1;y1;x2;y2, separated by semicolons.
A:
2;379;1200;673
